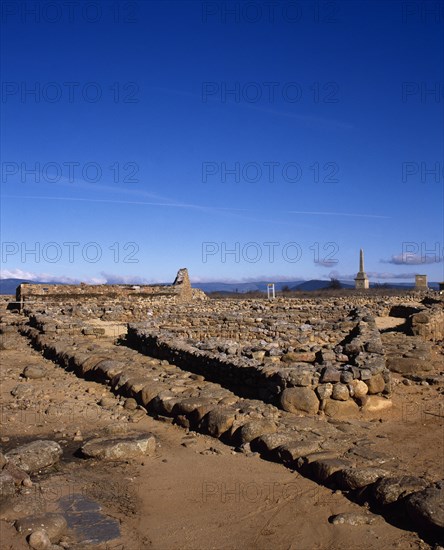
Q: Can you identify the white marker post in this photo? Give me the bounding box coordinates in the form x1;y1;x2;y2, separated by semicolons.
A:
267;283;275;300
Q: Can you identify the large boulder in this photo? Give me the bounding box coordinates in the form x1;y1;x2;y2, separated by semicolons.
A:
280;387;319;415
406;482;444;531
15;513;67;542
324;399;360;418
237;420;277;445
339;467;389;490
365;374;385;394
373;476;428;506
200;408;237;438
22;365;47;380
5;441;62;474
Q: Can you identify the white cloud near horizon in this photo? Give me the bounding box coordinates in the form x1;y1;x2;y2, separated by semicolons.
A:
328;269;418;281
2;268;426;285
381;253;443;265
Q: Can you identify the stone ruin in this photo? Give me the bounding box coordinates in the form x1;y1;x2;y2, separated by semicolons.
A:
15;268;206;316
12;275;444;420
1;272;443;542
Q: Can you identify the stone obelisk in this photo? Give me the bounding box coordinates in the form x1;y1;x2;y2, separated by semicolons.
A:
354;248;369;289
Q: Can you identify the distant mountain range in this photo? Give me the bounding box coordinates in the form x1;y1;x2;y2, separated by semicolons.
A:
193;280;439;293
1;277;439;296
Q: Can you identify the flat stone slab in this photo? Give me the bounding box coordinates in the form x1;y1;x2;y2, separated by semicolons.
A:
81;433;156;461
59;493;121;545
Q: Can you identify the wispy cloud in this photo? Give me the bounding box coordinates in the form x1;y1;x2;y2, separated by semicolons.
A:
288;210;389;219
0;269;305;286
315;259;339;267
381;253;443;265
2;194;388;222
147;84;354;131
0;268;83;283
0;269;164;285
98;272;161;284
328;269;417;281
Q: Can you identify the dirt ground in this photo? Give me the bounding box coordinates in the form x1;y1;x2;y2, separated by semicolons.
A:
0;323;442;549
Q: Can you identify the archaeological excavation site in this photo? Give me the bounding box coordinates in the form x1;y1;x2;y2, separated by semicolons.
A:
0;268;443;549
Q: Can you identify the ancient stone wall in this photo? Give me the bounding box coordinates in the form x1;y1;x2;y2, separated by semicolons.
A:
126;306;391;415
409;307;444;342
15;268;205;312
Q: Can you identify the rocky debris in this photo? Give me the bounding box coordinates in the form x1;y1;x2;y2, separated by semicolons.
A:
80;432;156;461
329;512;376;526
5;441;62;473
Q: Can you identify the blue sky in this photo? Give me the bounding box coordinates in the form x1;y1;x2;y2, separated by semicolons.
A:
1;0;443;284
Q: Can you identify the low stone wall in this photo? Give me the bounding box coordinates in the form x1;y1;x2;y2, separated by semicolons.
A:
409;307;444;342
127;308;391;416
15;268;206;311
388;299;444;342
